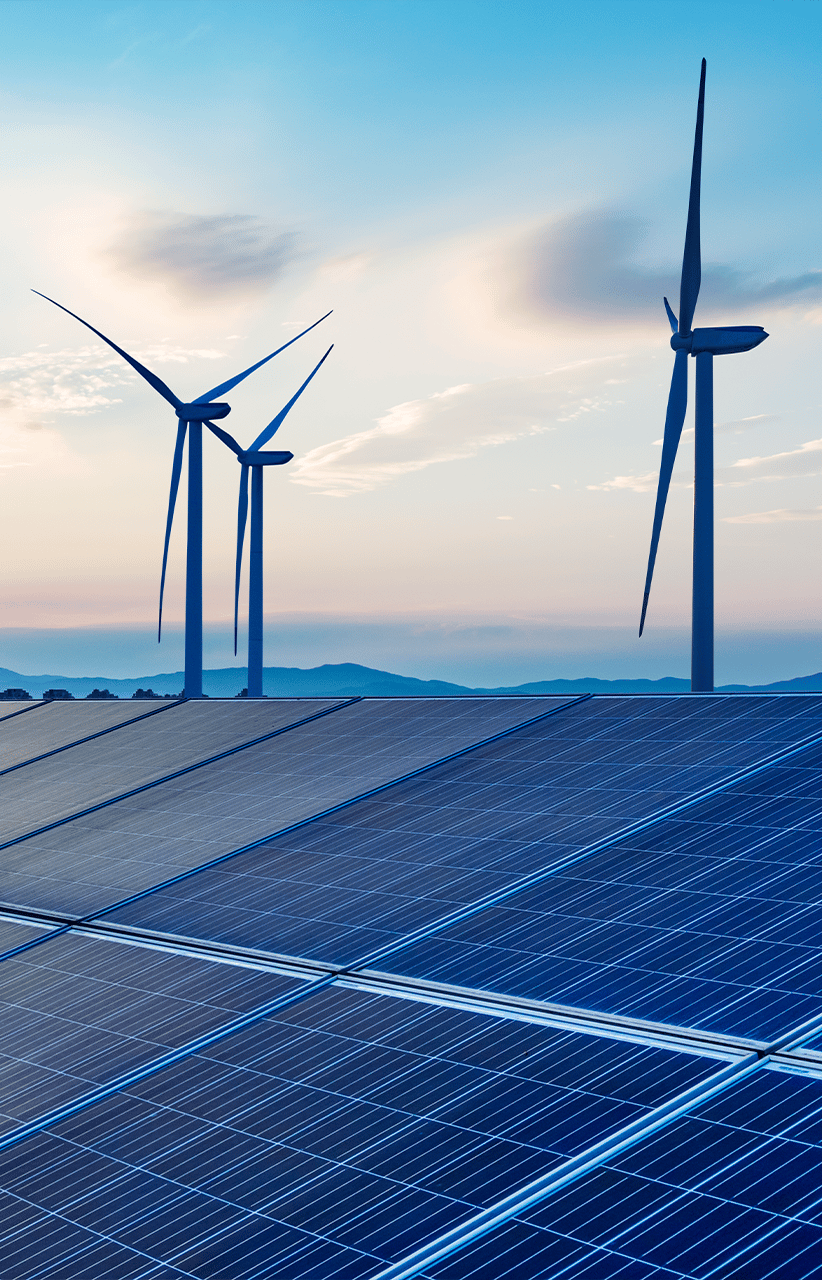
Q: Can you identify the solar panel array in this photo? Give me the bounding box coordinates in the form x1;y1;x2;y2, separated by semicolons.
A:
2;692;822;1278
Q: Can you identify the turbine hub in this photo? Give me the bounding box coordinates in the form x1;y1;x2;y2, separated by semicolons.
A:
176;402;231;421
670;333;692;352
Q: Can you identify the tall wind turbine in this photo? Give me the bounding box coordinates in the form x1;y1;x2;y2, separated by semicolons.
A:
207;345;333;698
638;59;768;692
33;292;330;697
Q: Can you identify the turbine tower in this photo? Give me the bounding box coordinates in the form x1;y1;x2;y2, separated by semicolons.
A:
34;292;330;697
207;345;333;698
638;60;768;692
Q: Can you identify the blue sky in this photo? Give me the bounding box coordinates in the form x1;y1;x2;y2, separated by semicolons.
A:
0;0;820;683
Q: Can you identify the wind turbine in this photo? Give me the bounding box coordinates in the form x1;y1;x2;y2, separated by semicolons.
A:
33;291;330;697
638;59;768;692
207;345;333;698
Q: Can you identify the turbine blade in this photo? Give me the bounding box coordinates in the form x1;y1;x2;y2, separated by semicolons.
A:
32;291;182;410
204;419;243;455
663;297;678;333
234;464;250;656
249;345;333;450
195;311;333;403
158;422;187;642
678;59;706;335
639;348;689;636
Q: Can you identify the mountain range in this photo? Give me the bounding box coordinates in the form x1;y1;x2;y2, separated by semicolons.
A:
2;662;822;700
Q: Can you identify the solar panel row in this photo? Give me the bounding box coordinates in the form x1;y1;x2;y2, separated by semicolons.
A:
419;1065;822;1280
0;699;178;775
3;693;822;1278
0;697;569;919
376;737;822;1043
0;981;726;1279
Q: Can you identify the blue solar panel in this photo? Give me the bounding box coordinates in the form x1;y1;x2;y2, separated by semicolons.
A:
100;695;822;974
0;698;344;846
0;984;721;1277
0;929;307;1140
377;736;822;1044
0;697;562;920
0;916;54;961
0;698;178;775
421;1065;822;1279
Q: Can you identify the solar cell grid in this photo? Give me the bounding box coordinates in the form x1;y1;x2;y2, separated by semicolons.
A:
378;735;822;1043
0;984;721;1278
0;930;306;1140
101;694;822;973
421;1065;822;1280
0;697;345;847
0;916;54;961
0;703;41;724
0;697;559;919
0;699;177;774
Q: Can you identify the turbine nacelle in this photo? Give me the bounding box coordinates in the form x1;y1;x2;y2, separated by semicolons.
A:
238;450;293;466
671;326;768;356
177;402;231;421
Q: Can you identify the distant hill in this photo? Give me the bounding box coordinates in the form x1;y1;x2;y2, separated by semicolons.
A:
2;661;822;700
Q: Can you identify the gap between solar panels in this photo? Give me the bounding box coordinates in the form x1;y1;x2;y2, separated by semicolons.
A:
0;695;182;777
368;1003;822;1280
0;696;362;852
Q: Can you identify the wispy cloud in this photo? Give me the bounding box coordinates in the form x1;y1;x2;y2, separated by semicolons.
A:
591;435;822;496
588;470;666;494
504;211;822;326
290;363;619;497
718;438;822;485
0;344;225;417
653;414;780;447
724;506;822;524
107;211;296;301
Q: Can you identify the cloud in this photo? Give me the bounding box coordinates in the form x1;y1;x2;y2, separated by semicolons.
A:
290;362;619;497
505;211;822;326
588;471;665;494
718;438;822;485
0;344;225;418
724;507;822;524
592;435;822;496
653;414;780;447
107;212;296;301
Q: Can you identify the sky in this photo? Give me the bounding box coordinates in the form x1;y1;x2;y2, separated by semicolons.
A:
0;0;821;686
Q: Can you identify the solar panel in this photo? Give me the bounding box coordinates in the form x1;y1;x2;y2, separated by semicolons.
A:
100;694;822;973
0;699;179;774
0;915;54;961
374;734;822;1044
0;698;563;920
0;983;723;1278
0;702;42;724
0;928;308;1141
418;1064;822;1280
0;697;345;846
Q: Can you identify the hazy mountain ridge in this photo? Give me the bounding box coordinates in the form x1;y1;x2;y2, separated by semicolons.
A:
2;662;822;700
